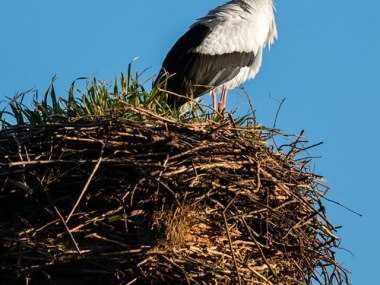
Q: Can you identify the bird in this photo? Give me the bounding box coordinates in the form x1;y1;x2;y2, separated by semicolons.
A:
156;0;277;112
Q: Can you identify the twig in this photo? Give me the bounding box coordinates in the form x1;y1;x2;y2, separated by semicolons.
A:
323;197;362;217
66;144;104;223
53;206;81;254
242;217;277;278
272;98;286;130
223;197;242;285
247;265;274;285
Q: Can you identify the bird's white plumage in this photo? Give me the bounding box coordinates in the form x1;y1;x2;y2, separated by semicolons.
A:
194;0;277;55
194;0;277;92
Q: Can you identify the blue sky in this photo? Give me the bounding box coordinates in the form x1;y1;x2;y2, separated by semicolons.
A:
1;0;379;283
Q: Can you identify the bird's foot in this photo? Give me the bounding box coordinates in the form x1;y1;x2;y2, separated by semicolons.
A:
211;89;217;112
210;87;228;115
217;87;228;113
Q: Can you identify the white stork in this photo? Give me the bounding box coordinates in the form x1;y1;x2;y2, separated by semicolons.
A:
157;0;277;112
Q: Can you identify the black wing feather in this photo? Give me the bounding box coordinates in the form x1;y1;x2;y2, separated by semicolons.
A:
157;24;255;106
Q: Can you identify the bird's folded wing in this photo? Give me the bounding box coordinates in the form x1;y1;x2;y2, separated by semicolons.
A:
160;24;256;99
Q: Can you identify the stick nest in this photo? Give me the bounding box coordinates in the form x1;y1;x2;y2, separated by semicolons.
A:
0;113;348;284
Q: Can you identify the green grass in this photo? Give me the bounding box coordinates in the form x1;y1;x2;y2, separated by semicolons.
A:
0;63;201;129
0;62;260;132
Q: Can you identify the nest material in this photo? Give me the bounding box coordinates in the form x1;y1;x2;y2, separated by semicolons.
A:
0;113;348;285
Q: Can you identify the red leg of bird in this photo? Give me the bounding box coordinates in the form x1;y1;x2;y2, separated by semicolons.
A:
218;87;228;113
211;89;217;112
223;89;229;110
